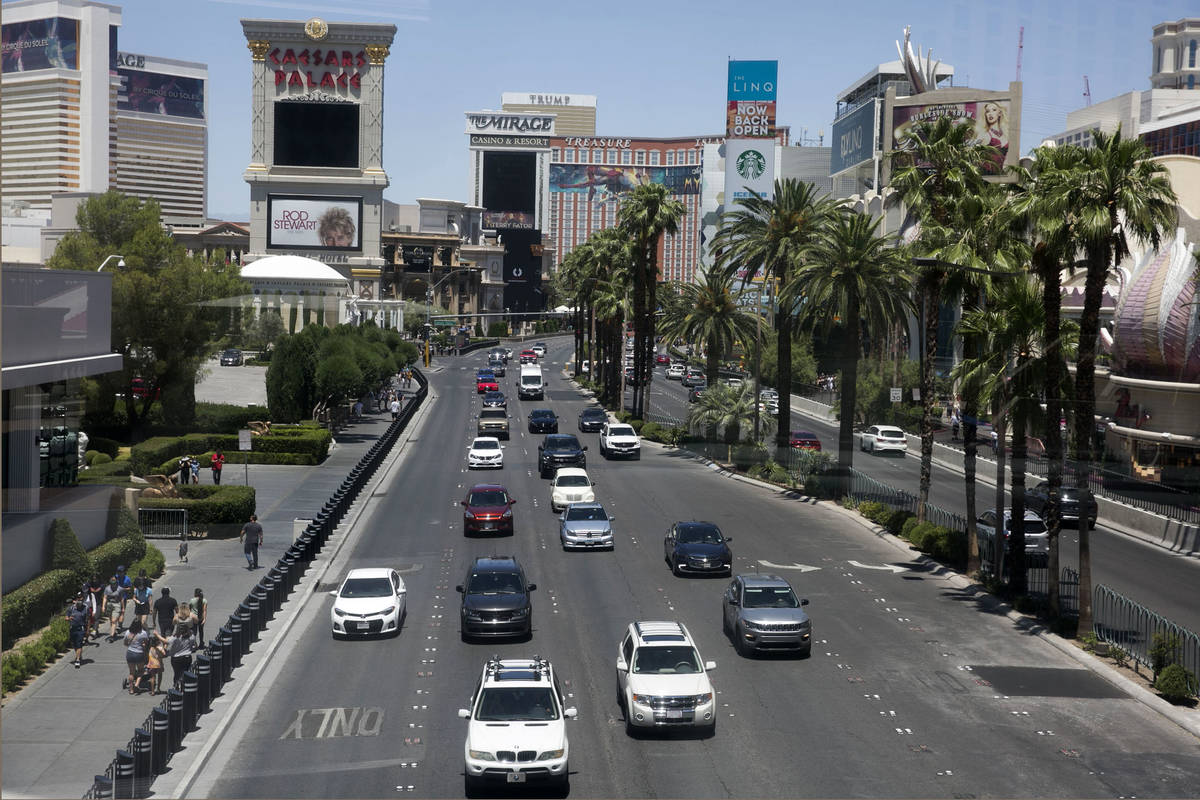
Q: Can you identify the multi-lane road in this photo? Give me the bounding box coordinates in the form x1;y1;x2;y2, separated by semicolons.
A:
188;339;1200;798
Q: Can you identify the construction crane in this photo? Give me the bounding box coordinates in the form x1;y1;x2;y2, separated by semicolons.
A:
1083;75;1092;106
1016;26;1024;82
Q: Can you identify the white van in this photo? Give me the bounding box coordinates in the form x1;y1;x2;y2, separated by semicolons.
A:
518;365;544;400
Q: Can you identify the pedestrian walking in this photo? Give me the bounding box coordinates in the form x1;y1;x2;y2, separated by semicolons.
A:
173;601;198;639
144;637;166;695
123;620;151;693
190;456;200;485
240;514;263;569
66;595;88;668
210;449;225;485
389;396;401;421
951;409;961;441
178;456;191;488
84;574;104;639
178;531;189;563
132;577;152;630
112;565;132;631
103;577;123;641
153;587;178;638
190;587;207;645
165;624;196;689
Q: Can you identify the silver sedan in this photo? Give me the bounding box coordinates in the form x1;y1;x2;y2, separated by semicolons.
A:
558;502;614;550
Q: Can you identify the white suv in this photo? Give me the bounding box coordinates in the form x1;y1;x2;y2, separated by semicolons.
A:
616;621;717;736
459;656;576;795
599;422;641;460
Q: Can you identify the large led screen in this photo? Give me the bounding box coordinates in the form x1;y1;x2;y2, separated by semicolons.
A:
267;195;362;251
2;17;79;73
892;100;1011;176
550;164;701;202
118;69;205;118
274;101;359;168
482;151;536;217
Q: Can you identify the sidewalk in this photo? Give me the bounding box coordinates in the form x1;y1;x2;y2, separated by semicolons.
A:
0;409;398;799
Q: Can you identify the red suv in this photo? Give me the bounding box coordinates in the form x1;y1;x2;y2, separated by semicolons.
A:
476;374;499;393
788;431;822;450
519;349;538;364
461;484;515;536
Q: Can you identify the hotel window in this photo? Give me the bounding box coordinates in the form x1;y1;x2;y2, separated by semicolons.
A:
650;151;660;165
666;151;674;165
621;150;632;164
607;149;617;163
564;148;575;163
635;150;645;165
551;148;560;160
1191;40;1197;68
688;150;696;164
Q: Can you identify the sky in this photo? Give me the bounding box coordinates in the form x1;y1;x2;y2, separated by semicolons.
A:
104;0;1199;221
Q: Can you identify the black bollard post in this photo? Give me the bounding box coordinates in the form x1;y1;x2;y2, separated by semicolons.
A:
113;750;134;799
207;638;224;695
245;592;262;636
218;629;234;681
181;671;198;731
266;568;284;612
92;775;113;799
150;707;169;774
236;603;253;647
194;652;212;713
272;563;289;603
166;688;185;752
132;728;152;798
227;614;244;666
282;553;299;589
254;581;273;622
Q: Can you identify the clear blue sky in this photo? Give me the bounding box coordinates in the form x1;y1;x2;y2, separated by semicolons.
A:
107;0;1197;220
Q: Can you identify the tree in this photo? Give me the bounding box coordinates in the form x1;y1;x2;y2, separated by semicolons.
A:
712;178;838;446
618;183;685;418
790;210;914;494
889;116;996;523
47;191;249;438
687;382;774;462
658;266;758;388
266;333;319;423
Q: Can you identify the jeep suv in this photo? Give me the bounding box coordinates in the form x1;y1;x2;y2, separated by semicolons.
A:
599;422;641;460
458;655;576;795
477;408;510;440
456;556;536;640
538;434;587;478
616;621;716;736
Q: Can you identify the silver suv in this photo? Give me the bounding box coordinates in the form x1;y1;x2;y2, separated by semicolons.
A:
721;574;811;657
616;621;716;736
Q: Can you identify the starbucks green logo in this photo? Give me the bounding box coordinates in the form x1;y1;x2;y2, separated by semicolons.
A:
736;149;766;180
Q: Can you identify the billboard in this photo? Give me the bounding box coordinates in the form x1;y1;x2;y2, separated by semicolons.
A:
483;211;535;229
267;195;362;251
830;99;878;175
891;99;1011;176
549;164;702;202
2;17;79;73
501;228;544;313
482;151;536;218
726;60;777;138
724;139;776;205
118;69;205;119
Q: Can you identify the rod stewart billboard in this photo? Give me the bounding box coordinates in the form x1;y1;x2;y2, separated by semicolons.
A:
267;195;363;251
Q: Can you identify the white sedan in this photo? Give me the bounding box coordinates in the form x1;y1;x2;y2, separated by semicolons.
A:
550;467;595;512
860;425;908;454
467;436;504;469
666;364;686;380
329;567;406;638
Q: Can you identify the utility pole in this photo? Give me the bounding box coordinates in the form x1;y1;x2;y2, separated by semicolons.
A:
1015;25;1024;82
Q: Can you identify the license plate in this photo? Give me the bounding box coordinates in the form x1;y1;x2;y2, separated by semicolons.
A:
666;709;683;719
481;523;494;530
506;773;526;784
352;622;366;630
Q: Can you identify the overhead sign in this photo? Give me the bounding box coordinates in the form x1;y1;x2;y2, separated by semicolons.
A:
726;60;777;138
267;195;362;251
2;17;79;73
502;92;597;108
465;111;555;135
831;99;878;175
118;69;205;119
724;139;776;205
469;134;549;149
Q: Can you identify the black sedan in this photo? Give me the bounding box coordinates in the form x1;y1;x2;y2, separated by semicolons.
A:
481;391;507;409
219;348;244;366
1025;481;1098;529
527;408;559;434
664;521;732;577
578;407;608;432
688;384;707;403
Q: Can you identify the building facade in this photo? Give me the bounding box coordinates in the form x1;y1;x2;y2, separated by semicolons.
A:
501;91;596;136
1151;17;1200;90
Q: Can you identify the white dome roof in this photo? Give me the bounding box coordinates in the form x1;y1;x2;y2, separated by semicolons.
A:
241;255;347;282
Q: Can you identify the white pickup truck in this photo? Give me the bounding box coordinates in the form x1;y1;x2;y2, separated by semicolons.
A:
599;422;641;460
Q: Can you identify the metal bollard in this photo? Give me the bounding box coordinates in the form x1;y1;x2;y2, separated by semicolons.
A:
113;750;134;799
207;638;225;694
181;671;198;731
166;688;185;752
282;554;299;589
245;592;262;635
150;707;169;774
218;628;234;681
236;603;254;647
132;728;152;797
266;569;284;611
194;653;212;713
272;563;290;602
254;581;273;622
227;615;244;666
92;775;113;799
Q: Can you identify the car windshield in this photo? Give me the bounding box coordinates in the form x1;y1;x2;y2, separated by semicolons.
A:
545;438;579;451
475;687;559;721
743;587;799;608
531;411;554;419
466;572;523;594
472;440;500;451
565;506;606;521
1006;518;1048;534
582;409;605;418
468;491;508;506
222;350;239;357
608;425;635;437
339;577;392;598
677;525;723;544
521;375;541;385
632;645;701;674
480;409;506;418
555;475;590;487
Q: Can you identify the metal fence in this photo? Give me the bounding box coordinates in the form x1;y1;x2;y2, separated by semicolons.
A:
1093;584;1200;679
137;508;187;540
848;468;969;533
1025;565;1080;615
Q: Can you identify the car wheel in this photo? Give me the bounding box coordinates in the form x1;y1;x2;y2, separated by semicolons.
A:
625;714;639;738
734;631;749;657
721;610;730;636
671;558;681;577
1088;518;1097;530
464;775;479;798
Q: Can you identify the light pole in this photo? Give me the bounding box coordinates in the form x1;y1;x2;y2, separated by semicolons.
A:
424;267;475;366
96;255;125;272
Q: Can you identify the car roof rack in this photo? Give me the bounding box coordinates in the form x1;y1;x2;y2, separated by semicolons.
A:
634;621;686;641
484;654;551;681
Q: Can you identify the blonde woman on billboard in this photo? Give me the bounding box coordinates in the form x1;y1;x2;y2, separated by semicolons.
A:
319;206;356;248
973;102;1008;173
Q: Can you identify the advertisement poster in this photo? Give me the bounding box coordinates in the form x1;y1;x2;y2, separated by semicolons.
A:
892;100;1011;175
830;99;878;175
118;69;205;119
483;211;535;229
2;17;79;73
726;60;777;139
502;228;544;313
267;195;362;251
549;164;701;202
724;140;776;205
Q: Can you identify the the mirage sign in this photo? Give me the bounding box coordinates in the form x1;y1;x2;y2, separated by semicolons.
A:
465;111;555;135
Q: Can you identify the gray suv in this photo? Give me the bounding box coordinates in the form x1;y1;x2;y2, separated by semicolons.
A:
721;574;811;657
476;407;510;440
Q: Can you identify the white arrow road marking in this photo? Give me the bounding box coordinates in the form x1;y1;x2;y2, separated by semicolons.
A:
847;561;908;573
757;560;821;573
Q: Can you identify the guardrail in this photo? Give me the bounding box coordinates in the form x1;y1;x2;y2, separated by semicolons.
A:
1093;584;1200;679
848;468;969;533
83;369;430;799
137;508;187;540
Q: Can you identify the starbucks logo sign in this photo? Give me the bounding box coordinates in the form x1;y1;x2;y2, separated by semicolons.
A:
736;149;766;180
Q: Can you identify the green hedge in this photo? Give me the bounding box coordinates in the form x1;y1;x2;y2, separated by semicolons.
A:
2;569;79;651
135;427;331;476
49;518;92;583
140;485;255;536
193;403;270;434
86;436;121;459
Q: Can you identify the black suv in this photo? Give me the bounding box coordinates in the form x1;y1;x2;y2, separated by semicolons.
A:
578;406;607;432
528;408;559;433
538;433;587;478
1025;482;1098;530
456;556;536;641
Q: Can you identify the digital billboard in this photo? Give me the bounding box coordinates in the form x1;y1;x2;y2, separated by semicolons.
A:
501;228;544;313
549;164;702;202
274;101;360;168
891;99;1011;176
830;100;878;175
726;60;777;138
118;69;205;119
267;195;362;251
483;211;535;229
724;140;776;205
482;151;536;218
2;17;79;73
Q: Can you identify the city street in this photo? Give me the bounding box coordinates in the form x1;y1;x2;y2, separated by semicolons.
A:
185;340;1200;798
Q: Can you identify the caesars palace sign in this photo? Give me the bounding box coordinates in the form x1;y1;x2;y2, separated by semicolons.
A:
269;46;368;91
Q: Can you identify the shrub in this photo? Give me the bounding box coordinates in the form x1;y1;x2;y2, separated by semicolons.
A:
48;518;92;582
640;422;662;440
193;403;269;434
129;542;166;579
805;473;833;499
141;485;255;537
91;452;113;466
1110;645;1130;669
907;521;937;552
856;501;892;525
1154;664;1197;703
885;509;914;535
487;321;508;338
87;436;121;459
900;517;920;541
3;650;28;694
1079;631;1100;653
1;569;78;650
629;419;644;433
1151;632;1183;678
44;617;70;653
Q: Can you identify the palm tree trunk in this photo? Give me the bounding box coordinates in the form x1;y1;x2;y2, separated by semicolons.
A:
992;396;1008;577
1009;391;1028;596
838;296;861;497
776;312;793;449
574;305;584;377
961;291;982;576
706;331;720;392
1040;256;1065;617
918;272;944;523
645;271;658;419
632;263;647;418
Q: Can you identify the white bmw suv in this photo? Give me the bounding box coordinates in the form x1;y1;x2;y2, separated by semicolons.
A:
459;656;576;796
616;621;717;736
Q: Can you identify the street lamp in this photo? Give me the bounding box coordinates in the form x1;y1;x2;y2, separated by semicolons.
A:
96;255;125;272
424;267;475;366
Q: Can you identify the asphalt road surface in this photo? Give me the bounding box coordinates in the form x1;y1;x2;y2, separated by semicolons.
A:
194;339;1200;798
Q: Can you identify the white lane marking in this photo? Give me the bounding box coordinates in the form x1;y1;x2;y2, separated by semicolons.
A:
757;559;821;573
847;560;908;573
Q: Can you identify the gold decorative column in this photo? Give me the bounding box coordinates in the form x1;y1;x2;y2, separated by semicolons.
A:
246;40;270;168
362;44;390;174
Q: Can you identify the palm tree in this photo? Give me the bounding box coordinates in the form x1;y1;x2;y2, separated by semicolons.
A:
687;382;775;463
1049;126;1177;631
711;178;838;447
789;210;914;495
587;229;635;406
659;266;759;388
618;183;686;418
890;115;997;524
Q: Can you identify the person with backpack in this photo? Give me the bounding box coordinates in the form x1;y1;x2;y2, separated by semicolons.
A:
132;577;152;631
66;595;88;669
84;574;104;640
123;620;151;694
165;624;196;689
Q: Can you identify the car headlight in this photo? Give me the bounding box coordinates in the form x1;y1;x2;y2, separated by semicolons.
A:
630;693;659;704
463;610;482;621
333;608;346;617
464;511;476;519
381;606;395;616
468;750;496;761
511;607;529;618
501;509;512;519
537;749;564;760
694;693;713;703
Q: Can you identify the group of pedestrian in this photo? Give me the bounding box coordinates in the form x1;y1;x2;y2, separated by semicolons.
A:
817;373;837;393
120;585;208;695
176;451;225;486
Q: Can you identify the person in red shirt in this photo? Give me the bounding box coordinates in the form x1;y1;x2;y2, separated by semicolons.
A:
210;450;226;485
